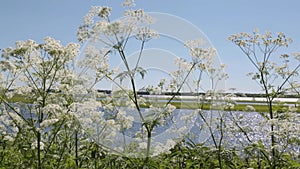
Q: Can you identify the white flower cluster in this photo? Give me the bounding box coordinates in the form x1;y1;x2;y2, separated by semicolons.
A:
185;39;216;65
78;6;111;42
0;59;16;74
123;9;153;23
116;109;134;129
15;39;39;51
69;99;115;140
122;0;135;7
228;30;292;48
0;111;19;142
1;38;79;76
190;47;216;64
42;104;64;116
152;139;176;156
138;142;147;150
43;37;80;60
43;37;64;52
79;46;110;79
169;57;194;90
31;140;45;150
70;99;103;120
144;103;176;127
40;118;59;129
174;57;193;71
164;104;176;117
78;2;156;48
183;38;228;92
11;86;33;96
83;6;111;26
135;27;159;42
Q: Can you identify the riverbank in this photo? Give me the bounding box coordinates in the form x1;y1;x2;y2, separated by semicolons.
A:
141;94;300;112
7;92;300;113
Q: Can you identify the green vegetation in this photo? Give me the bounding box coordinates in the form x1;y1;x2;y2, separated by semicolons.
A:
110;96;300;112
8;94;300;113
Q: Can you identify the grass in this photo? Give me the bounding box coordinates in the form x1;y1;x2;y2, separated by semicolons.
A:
143;101;300;113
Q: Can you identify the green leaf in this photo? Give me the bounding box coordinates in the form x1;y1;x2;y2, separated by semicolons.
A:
114;71;131;83
135;67;146;79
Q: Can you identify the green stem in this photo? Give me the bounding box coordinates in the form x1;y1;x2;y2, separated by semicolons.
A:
75;130;79;167
145;131;152;165
37;131;41;169
260;67;275;167
118;49;145;122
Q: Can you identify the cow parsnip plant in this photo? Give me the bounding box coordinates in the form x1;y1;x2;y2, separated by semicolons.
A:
0;38;82;168
229;30;300;168
75;0;224;166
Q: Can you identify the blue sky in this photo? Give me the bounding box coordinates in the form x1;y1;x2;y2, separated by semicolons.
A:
1;0;300;93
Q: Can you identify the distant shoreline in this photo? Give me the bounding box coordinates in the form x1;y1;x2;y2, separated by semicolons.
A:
97;89;300;99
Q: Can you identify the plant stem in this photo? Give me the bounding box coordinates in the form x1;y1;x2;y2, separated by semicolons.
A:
145;131;152;165
37;131;41;169
75;130;79;167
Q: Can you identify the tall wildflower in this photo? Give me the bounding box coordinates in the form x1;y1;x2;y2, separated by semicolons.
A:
0;37;81;169
229;30;300;167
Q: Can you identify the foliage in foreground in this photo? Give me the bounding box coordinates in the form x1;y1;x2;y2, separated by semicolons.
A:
1;138;299;168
